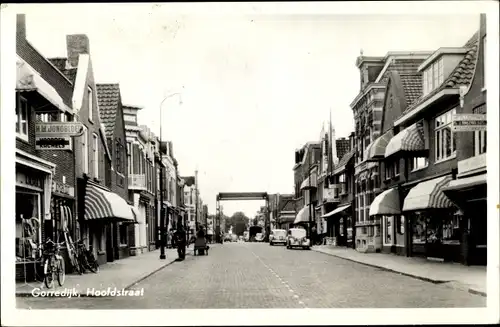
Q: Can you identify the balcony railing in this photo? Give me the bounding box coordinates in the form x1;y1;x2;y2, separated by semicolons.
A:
128;174;146;190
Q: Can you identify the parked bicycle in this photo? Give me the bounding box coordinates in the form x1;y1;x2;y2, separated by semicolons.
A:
74;238;99;273
42;239;65;288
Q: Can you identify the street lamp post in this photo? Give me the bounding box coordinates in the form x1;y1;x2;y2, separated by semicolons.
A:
159;92;182;260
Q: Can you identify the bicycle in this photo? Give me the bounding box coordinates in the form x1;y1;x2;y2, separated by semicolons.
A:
42;239;65;288
75;238;99;273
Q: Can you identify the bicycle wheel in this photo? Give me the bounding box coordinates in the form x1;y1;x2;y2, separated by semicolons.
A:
69;246;82;275
86;252;99;273
78;252;90;273
57;258;65;286
43;258;55;289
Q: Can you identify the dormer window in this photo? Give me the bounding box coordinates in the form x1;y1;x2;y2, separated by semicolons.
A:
423;57;444;95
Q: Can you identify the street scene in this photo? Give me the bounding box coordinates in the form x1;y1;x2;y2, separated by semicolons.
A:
3;3;497;325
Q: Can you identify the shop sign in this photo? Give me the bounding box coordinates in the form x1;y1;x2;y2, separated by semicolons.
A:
35;122;85;136
452;114;487;132
35;136;71;150
52;181;75;197
16;171;43;190
323;188;339;202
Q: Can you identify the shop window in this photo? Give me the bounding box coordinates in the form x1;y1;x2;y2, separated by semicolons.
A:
442;214;461;245
339;218;344;236
397;215;405;234
384;216;392;243
16;192;41;260
426;215;441;244
412;213;426;244
119;223;127;245
16;95;29;141
435;108;457;162
368;226;374;237
410;157;429;172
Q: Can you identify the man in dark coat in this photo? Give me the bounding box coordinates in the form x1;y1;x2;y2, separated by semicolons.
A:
174;226;187;259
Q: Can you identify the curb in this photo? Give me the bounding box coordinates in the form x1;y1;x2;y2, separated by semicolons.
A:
312;248;487;297
16;258;178;298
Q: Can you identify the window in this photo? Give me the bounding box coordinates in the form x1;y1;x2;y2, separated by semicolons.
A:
412;213;426;244
423;58;444;95
483;35;486;89
119;223;127;245
435;108;457;162
385;160;399;179
115;139;124;174
474;130;487;156
384;216;392;243
93;133;99;179
88;87;94;122
410;157;429;171
16;96;29;140
82;127;89;174
127;143;132;175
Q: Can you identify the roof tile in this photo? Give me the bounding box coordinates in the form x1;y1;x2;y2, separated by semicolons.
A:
96;84;121;138
400;73;423;106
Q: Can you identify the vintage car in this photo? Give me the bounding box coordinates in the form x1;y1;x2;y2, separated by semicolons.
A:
269;229;287;246
286;228;311;250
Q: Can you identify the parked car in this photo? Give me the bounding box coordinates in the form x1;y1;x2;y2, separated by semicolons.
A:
269;229;287;246
286;228;311;250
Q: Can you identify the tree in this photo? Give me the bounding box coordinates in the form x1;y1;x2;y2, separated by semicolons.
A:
224;211;249;236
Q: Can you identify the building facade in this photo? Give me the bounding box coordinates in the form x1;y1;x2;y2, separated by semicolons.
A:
351;51;432;253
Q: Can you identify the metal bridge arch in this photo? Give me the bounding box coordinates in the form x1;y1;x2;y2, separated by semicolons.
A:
215;192;269;242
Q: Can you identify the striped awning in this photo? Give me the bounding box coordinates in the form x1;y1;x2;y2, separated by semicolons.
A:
402;175;453;211
322;204;351;218
369;188;400;216
364;129;394;161
293;205;313;224
442;174;487;192
84;184;135;221
385;123;425;158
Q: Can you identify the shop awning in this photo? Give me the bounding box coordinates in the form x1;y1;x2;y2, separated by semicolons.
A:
293;205;313;224
364;129;394;161
128;206;141;224
84;184;135;222
385;123;426;158
442;174;487;192
402;175;453;211
16;58;71;113
300;176;317;190
369;188;400;216
321;204;351;218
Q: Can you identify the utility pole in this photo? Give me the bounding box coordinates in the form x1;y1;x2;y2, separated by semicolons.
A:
195;169;198;232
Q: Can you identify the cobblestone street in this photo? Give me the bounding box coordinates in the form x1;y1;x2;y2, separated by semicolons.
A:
17;243;485;309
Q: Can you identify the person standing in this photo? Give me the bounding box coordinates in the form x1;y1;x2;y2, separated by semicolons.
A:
174;226;187;260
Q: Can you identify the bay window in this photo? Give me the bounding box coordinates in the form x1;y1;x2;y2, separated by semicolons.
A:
16;95;29;141
435;108;457;162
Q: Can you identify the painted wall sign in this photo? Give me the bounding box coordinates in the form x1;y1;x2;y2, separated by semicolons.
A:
35;122;84;136
52;181;75;197
35;136;71;150
452;114;487;132
16;171;43;190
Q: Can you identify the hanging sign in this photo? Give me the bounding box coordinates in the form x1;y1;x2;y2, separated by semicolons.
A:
35;122;84;136
35;136;71;150
452;114;487;132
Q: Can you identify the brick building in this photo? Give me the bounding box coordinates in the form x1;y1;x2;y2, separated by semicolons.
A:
350;51;432;253
368;29;479;263
15;14;74;280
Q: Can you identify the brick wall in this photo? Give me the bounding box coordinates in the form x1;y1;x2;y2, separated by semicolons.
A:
110;101;129;201
458;14;486;162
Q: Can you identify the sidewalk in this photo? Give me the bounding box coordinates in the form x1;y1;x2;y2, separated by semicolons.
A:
16;246;194;297
312;245;487;297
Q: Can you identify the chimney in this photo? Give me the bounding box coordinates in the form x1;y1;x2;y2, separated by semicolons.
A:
17;14;26;40
66;34;90;68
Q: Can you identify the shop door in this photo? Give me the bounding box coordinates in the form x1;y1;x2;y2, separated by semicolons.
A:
106;225;114;262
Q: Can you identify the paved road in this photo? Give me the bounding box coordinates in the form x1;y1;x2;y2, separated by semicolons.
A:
17;242;485;309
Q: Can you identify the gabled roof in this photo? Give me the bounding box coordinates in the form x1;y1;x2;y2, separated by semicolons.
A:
400;73;423;106
96;83;121;138
333;148;355;174
400;31;479;117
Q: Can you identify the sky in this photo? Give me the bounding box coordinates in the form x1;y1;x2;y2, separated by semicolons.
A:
17;4;480;218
